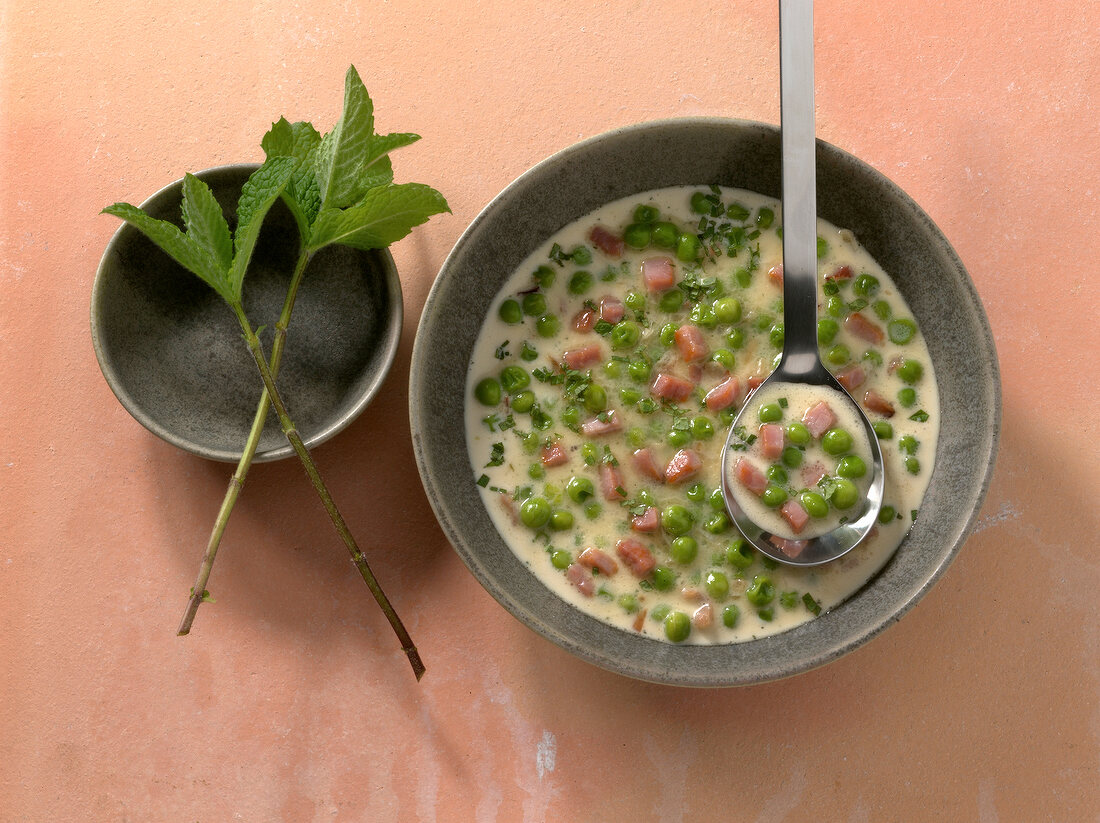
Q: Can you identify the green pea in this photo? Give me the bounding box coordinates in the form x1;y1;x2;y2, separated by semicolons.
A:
831;479;859;509
690;191;713;214
711;348;736;371
727;202;750;221
500;365;530;393
758;403;783;423
528;463;545;480
888;318;918;344
826;295;845;317
659;322;680;346
826;344;850;365
651;221;679;248
617;594;639;614
623;223;651;249
560;405;581;430
800;491;829;518
853;273;880;296
603;359;623;379
899;435;919;455
520;497;551;528
536;314;560;338
582;384;607;412
627;359;651;383
498;299;523;324
651;565;677;591
519;341;538;361
691;416;715;440
664;610;692;643
661;504;694;536
670;536;698;564
873;420;894;439
676;232;701;262
898;359;924;384
626;426;646;449
726;539;754;569
568;270;594;294
761;484;788;508
521;432;541;454
822;428;853;456
668;428;692;448
873;299;892;321
836;455;867;479
781;446;803;469
817;317;839;345
746;574;775;606
610;320;641;349
722;603;741;628
725;327;745;349
703;512;730;534
566;476;594;503
686;483;706;502
766;464;788;484
769;322;785;348
690;303;718;329
905;456;921;475
511;389;536;413
571;246;592;265
785;421;811;446
713;296;743;324
550;549;572;569
878;505;897;524
650;604;671;622
705;570;730;600
734;267;752;288
620;387;642;405
634;204;659;223
584;502;602;519
549;509;574;531
533;264;555;288
658;289;685;313
897;387;917;407
475;377;502;406
521;292;547;317
863;349;883;366
624;290;646;312
756;207;775;229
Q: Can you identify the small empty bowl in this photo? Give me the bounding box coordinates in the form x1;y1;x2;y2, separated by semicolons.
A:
92;163;402;462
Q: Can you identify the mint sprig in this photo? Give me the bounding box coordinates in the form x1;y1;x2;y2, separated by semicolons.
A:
103;66;447;681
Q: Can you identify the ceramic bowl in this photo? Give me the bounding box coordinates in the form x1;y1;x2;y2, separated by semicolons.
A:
409;118;1000;686
92;164;402;462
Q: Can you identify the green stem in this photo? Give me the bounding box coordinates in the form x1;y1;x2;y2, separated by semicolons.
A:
177;248;314;636
232;301;425;681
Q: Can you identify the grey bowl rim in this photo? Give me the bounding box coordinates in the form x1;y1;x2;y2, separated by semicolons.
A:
410;116;1001;687
91;162;404;463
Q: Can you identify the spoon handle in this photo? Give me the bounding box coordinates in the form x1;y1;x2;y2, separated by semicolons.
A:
779;0;820;373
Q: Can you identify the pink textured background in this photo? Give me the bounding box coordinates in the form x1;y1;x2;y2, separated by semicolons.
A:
2;1;1097;820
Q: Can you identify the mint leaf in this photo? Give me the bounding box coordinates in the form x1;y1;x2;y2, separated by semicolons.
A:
307;183;450;251
261;118;323;234
180;173;233;271
101;202;232;302
314;66;377;210
226;156;297;301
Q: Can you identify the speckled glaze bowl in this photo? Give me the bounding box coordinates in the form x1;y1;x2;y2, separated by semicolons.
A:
409;119;1000;686
92;164;402;462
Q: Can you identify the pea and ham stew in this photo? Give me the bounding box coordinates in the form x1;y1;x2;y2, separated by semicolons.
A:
466;187;939;644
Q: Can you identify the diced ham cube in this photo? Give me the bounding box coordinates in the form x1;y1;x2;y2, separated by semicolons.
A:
735;458;768;495
631;506;660;533
642;257;677;292
565;563;596;596
615;538;656;578
863;389;895;417
746;375;764;396
825;265;852;282
581;411;622;437
651;372;695;402
674;324;708;363
759;423;784;459
631;448;665;481
844;311;885;344
665;449;703;484
780;500;809;535
588;224;624;258
562;343;602;370
599;462;626;501
540;442;568;467
704;375;740;411
573;308;596;333
836;363;866;392
767;264;783;287
769;536;809;559
578;546;619;576
599;296;624;324
802;461;827;487
802;401;836;439
692;602;714;629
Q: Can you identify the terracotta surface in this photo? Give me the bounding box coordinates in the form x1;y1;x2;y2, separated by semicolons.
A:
2;1;1097;820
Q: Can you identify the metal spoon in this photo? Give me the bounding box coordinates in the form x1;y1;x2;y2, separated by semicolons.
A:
719;0;884;565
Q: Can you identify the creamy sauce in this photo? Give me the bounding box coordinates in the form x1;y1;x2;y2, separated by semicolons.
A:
466;186;939;644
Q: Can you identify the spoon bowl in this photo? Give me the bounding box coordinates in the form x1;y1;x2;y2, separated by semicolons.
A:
720;0;884;565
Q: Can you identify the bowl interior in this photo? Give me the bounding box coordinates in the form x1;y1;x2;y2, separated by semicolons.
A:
92;164;403;462
410;118;1000;686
